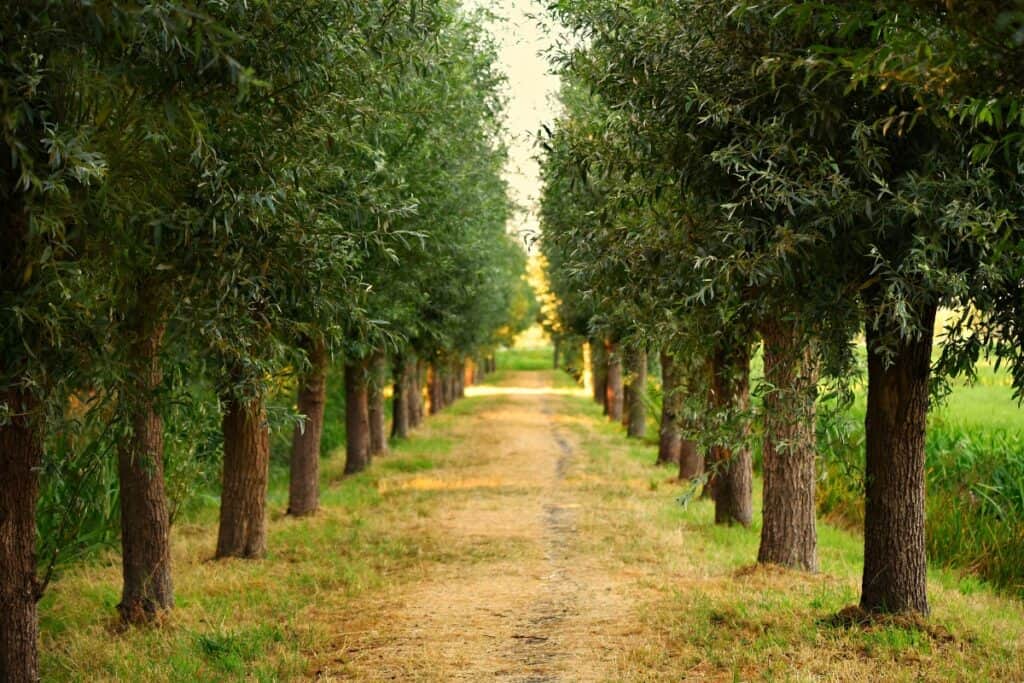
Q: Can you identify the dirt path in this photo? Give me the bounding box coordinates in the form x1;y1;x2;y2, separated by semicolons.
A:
316;371;645;681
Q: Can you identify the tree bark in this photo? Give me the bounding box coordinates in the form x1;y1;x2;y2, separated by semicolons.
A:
591;340;608;408
658;351;682;465
368;350;388;456
679;440;703;481
626;348;647;438
0;387;41;683
216;394;270;559
758;320;820;572
288;338;327;517
456;360;467;399
860;304;936;615
428;363;443;414
117;312;174;623
709;342;753;527
605;342;624;422
345;359;371;475
411;359;425;426
391;355;410;440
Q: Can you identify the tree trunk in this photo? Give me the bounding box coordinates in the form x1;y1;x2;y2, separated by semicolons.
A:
428;364;443;415
553;338;560;369
345;360;371;475
0;387;41;683
216;394;270;559
591;340;608;408
758;320;820;572
679;440;703;481
288;338;327;517
457;360;467;398
391;355;410;440
658;352;682;465
117;313;174;623
627;348;647;438
605;342;624;422
860;304;936;615
709;342;753;527
368;350;388;456
411;359;425;426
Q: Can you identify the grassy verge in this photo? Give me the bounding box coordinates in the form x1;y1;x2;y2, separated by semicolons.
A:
37;389;504;681
559;389;1024;681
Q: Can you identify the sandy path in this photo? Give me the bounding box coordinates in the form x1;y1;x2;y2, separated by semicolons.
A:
315;371;642;681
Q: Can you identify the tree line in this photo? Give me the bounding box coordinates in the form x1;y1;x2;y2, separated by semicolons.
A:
0;2;533;680
540;0;1024;620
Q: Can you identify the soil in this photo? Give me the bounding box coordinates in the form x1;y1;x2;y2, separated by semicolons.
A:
315;371;644;681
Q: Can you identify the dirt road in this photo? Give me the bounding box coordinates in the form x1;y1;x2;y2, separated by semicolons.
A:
318;371;650;681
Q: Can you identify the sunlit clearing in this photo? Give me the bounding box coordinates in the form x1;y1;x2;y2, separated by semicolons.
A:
466;385;586;398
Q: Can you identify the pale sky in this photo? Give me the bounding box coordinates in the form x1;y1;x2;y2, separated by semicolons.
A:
471;0;563;250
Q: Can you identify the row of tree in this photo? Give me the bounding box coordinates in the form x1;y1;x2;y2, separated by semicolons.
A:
1;2;531;680
540;0;1024;619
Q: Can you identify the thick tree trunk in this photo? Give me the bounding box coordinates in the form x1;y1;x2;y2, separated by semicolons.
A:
368;350;388;456
658;352;682;465
709;342;753;527
288;338;327;517
627;348;647;438
605;342;624;422
345;360;371;475
117;313;174;623
758;320;820;572
0;387;41;683
860;304;936;615
391;356;410;440
216;394;270;559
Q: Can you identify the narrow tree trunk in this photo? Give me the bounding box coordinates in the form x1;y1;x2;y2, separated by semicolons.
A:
344;360;371;474
627;348;647;438
428;364;443;415
368;350;388;456
442;368;452;405
457;360;467;398
758;320;820;572
709;342;753;527
553;338;560;369
0;387;41;682
216;394;270;559
391;355;410;440
622;383;632;427
679;440;703;480
605;342;624;422
592;340;608;408
411;359;425;426
288;338;327;517
117;313;174;623
658;352;683;465
860;304;936;615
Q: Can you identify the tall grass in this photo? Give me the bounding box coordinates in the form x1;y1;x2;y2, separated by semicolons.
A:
818;398;1024;599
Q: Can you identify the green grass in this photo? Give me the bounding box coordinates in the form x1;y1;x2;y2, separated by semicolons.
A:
35;364;1024;681
817;365;1024;599
558;386;1024;680
496;346;554;371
